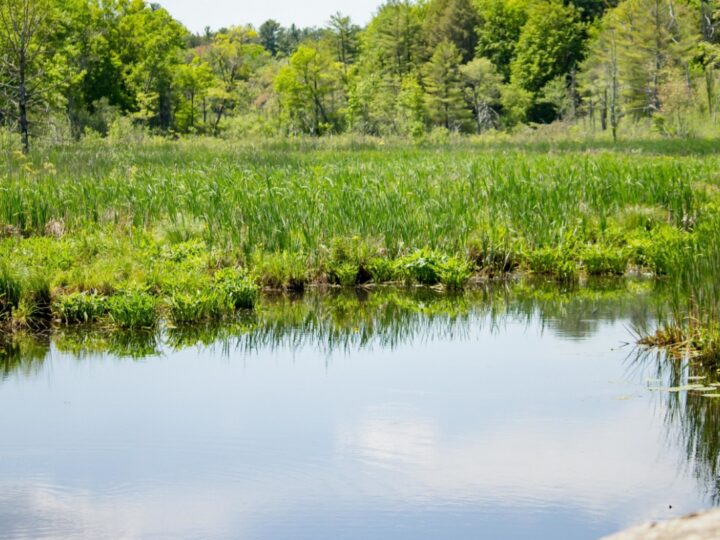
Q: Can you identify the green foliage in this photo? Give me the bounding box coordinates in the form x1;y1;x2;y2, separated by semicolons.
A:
206;26;268;134
467;226;524;274
361;1;423;77
19;274;52;324
581;245;628;275
214;268;258;309
461;57;502;131
396;249;473;288
397;249;446;284
474;0;528;81
424;40;470;129
55;292;108;324
423;0;480;62
510;1;584;96
437;256;474;289
275;45;344;134
0;265;22;319
166;289;225;325
368;257;400;283
527;247;579;282
251;250;309;290
107;290;158;330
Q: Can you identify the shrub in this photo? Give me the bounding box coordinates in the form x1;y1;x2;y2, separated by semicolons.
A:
326;237;380;285
330;262;360;287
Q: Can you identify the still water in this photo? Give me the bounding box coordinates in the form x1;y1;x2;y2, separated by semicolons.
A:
1;283;718;539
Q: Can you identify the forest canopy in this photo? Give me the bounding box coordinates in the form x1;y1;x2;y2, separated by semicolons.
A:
1;0;719;151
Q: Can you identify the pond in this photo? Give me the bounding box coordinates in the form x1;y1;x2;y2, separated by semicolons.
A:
1;281;718;540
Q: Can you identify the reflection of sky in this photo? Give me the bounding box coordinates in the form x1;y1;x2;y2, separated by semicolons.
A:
0;316;706;540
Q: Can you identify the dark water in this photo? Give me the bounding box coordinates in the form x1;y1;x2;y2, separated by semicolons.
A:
1;283;718;540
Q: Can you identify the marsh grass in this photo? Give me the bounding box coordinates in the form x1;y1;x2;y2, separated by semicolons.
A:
2;139;720;353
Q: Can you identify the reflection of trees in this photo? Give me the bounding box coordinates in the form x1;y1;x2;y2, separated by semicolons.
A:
630;348;720;504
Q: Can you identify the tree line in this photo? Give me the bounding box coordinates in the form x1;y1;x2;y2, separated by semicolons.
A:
1;0;720;151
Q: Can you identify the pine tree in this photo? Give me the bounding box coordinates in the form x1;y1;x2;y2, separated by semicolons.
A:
422;0;480;62
423;40;470;130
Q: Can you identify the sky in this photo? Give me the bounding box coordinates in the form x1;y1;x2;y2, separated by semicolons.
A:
157;0;384;34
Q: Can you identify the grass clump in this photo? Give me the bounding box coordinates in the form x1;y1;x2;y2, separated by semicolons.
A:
396;249;474;289
526;247;579;282
467;227;524;275
166;289;224;325
368;257;399;283
0;265;21;320
214;268;257;310
251;250;308;291
13;275;53;328
107;290;158;330
325;237;380;286
581;245;629;276
55;292;108;324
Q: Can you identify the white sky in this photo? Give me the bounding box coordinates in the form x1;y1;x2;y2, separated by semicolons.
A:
157;0;384;33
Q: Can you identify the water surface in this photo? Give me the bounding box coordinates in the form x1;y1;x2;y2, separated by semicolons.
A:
1;283;718;539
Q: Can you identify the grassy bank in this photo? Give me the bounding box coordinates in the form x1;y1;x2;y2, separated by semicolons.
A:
1;137;719;345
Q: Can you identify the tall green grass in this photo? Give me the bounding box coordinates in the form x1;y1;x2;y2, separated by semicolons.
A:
0;139;707;254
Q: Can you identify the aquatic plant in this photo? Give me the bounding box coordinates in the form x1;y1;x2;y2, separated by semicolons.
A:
55;292;109;324
106;290;158;330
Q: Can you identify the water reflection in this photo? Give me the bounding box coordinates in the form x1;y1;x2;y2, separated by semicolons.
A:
629;347;720;503
1;278;662;377
3;277;713;540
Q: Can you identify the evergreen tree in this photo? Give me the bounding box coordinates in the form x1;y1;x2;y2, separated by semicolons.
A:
423;40;470;129
259;20;282;56
328;13;360;77
612;0;698;117
423;0;480;62
361;1;423;77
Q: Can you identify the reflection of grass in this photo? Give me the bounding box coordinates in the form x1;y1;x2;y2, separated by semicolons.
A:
630;348;720;504
1;278;660;368
53;328;160;359
0;332;49;379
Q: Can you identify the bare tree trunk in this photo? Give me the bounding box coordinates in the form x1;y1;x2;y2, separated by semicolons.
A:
610;70;618;143
707;68;716;121
18;54;29;153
